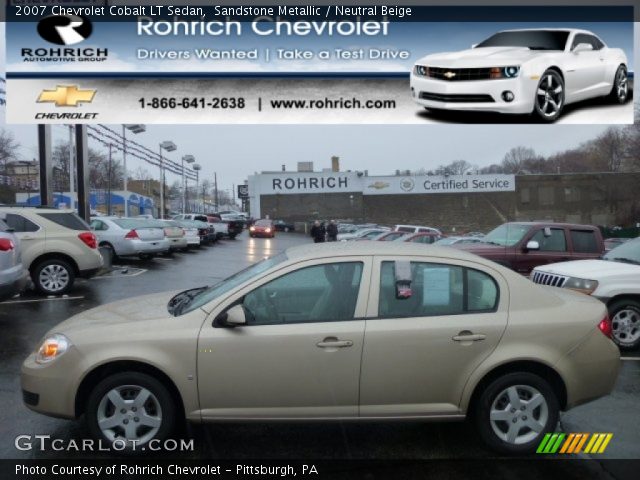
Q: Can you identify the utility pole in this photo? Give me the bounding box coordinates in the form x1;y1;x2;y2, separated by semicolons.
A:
107;144;112;215
214;172;219;211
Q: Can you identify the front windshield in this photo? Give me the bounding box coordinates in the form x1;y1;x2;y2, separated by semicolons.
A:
476;30;570;50
603;238;640;264
482;224;530;247
179;252;288;314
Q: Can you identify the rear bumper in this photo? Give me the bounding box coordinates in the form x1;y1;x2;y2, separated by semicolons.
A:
168;237;188;250
0;268;29;301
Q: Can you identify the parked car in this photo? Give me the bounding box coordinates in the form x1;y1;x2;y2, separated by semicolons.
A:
159;220;189;252
90;217;170;260
374;231;407;242
394;224;442;235
0;207;102;295
249;219;275;238
338;227;390;241
274;220;295;232
435;236;484;246
454;222;604;275
173;214;221;242
531;237;640;350
337;223;358;234
604;237;632;251
173;220;205;249
22;242;619;454
399;232;444;244
411;28;628;121
0;218;28;301
214;213;244;238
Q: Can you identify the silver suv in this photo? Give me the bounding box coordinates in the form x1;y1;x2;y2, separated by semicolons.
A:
0;207;103;295
0;219;28;301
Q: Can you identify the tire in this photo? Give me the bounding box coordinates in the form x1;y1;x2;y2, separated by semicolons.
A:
533;69;565;122
100;242;118;262
32;258;75;295
608;65;629;104
85;372;177;451
609;299;640;350
138;254;154;261
474;372;559;454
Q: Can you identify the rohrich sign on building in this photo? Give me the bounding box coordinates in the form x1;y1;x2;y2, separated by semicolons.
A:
248;172;515;218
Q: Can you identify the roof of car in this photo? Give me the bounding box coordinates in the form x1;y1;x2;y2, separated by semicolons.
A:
504;221;599;229
500;28;592;34
0;206;68;213
285;241;491;264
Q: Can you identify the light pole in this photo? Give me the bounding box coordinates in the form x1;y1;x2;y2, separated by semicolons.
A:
181;155;195;214
192;163;202;213
123;124;146;216
158;140;177;219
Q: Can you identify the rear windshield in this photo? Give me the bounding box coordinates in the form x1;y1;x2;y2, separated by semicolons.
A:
38;212;90;231
476;30;570;51
113;218;160;229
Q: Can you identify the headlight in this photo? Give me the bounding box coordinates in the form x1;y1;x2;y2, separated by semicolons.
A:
414;65;428;76
490;66;520;79
563;277;599;295
36;334;70;364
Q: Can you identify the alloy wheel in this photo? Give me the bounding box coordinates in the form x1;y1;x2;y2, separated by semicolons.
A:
96;385;162;445
615;68;628;101
612;308;640;346
536;74;564;118
489;385;549;445
39;264;70;293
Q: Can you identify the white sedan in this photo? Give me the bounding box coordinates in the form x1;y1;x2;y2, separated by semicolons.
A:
411;28;628;121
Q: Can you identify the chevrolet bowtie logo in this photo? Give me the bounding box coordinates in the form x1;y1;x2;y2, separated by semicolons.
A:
37;85;96;107
444;71;457;79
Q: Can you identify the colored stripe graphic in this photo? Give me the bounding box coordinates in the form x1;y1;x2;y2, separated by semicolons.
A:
537;433;612;454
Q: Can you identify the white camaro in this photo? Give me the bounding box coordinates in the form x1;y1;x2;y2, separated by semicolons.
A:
410;29;629;121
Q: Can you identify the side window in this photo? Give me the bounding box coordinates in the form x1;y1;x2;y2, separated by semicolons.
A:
571;230;599;253
243;262;363;325
530;228;567;252
4;214;39;233
379;262;499;318
467;269;499;312
91;220;108;231
588;35;604;50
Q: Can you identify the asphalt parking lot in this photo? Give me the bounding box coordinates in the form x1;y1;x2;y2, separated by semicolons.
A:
0;232;638;473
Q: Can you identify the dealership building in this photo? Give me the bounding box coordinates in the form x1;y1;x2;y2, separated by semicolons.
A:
248;164;640;232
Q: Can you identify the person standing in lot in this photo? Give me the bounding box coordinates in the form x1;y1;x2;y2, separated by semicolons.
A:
327;220;338;242
310;220;326;243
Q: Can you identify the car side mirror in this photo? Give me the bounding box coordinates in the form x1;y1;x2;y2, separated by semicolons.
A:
573;43;593;53
214;304;247;328
395;260;413;299
525;240;540;251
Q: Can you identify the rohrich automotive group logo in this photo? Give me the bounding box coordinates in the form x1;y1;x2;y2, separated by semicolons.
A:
37;15;92;45
21;15;107;63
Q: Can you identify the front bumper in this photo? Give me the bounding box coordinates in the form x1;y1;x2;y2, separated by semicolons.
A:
21;351;80;419
410;73;537;114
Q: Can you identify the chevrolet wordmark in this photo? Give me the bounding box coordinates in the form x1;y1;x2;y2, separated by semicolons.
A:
22;243;619;454
411;29;628;122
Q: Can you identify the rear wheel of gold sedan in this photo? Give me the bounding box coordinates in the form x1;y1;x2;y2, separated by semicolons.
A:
85;372;177;451
475;372;559;454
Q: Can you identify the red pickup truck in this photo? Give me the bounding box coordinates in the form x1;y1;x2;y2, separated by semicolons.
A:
454;222;605;275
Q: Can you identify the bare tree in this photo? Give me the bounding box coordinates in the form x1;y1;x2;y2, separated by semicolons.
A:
501;146;540;173
0;128;20;173
131;166;153;180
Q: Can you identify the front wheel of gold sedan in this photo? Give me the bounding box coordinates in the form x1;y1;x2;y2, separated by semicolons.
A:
475;372;559;454
85;372;177;451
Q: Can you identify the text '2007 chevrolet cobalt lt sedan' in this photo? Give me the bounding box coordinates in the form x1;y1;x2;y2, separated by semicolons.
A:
22;242;619;454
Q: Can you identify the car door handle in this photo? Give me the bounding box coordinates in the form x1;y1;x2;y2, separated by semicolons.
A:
316;337;353;348
452;332;486;342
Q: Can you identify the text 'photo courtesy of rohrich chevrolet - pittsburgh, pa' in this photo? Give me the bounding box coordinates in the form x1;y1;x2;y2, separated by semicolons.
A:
1;1;640;479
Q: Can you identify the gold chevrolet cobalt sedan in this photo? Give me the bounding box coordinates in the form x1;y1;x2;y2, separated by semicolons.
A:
22;243;619;454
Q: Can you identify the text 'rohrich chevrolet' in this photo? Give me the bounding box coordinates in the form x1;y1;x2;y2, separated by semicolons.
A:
411;29;628;121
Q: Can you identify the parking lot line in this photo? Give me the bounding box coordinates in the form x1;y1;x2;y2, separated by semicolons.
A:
92;268;148;279
2;295;85;304
620;357;640;361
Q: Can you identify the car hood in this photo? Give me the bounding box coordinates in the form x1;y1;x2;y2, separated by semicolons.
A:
53;291;180;333
534;259;640;279
417;47;542;68
453;243;512;255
